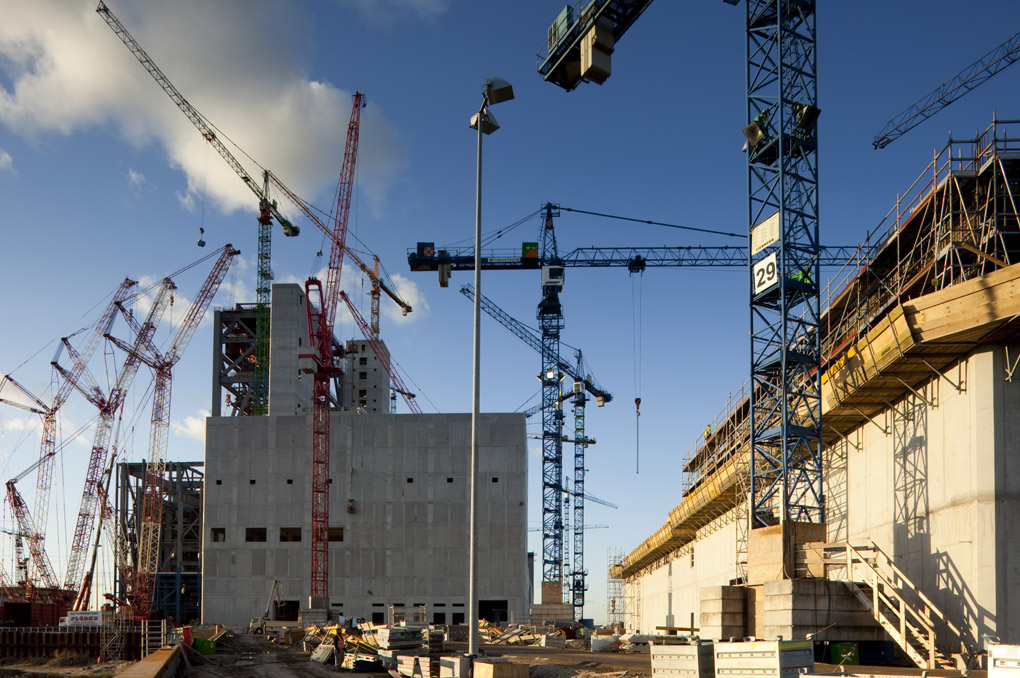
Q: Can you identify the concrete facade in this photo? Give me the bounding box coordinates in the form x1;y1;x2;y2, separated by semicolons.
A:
202;283;531;626
344;339;389;414
202;411;529;626
622;345;1020;645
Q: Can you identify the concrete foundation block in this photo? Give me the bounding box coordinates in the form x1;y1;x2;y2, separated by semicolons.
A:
700;598;746;615
700;612;747;628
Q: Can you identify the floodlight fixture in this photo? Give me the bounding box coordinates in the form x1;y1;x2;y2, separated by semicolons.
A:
484;77;515;105
470;110;500;135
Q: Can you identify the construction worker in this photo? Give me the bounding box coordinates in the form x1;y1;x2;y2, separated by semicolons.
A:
704;424;712;440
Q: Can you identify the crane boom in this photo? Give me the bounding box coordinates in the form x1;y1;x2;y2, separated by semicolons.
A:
97;2;411;342
339;291;422;414
133;245;239;615
874;29;1020;149
458;285;611;405
66;278;176;597
304;94;364;605
95;2;297;237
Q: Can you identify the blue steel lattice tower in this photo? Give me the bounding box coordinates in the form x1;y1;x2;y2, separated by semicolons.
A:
745;0;824;531
538;204;567;585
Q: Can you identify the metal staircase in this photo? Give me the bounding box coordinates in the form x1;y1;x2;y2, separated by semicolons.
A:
823;542;963;669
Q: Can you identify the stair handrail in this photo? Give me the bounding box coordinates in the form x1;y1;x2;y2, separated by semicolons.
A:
867;540;965;640
844;542;936;634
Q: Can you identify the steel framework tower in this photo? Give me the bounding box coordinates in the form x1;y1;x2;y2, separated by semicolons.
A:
744;0;823;529
537;204;566;585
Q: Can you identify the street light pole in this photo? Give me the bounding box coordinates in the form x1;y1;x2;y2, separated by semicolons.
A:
468;77;513;659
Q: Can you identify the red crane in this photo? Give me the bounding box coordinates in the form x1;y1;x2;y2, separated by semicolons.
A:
0;278;137;600
121;244;239;615
303;93;364;603
339;291;422;414
63;277;177;608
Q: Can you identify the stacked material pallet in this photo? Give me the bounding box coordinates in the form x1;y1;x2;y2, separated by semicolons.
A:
379;626;426;649
650;642;714;678
540;633;566;648
398;654;441;678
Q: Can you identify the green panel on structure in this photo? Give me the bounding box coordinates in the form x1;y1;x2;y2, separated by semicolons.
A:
194;638;217;655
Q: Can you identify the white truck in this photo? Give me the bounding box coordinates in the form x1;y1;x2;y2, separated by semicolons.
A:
59;610;107;627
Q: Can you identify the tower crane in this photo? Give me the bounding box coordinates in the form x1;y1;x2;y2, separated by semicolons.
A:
874;29;1020;149
301;93;364;606
339;291;422;414
0;279;136;598
97;2;411;419
97;2;293;416
458;282;609;620
58;277;176;607
105;244;239;615
536;1;826;547
412;202;852;602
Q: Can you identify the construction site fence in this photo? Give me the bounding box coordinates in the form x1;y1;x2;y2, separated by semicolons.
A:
0;625;145;660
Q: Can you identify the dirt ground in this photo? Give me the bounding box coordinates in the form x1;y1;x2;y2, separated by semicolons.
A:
0;632;653;678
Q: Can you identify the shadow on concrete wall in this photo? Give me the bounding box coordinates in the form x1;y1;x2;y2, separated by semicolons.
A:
891;386;990;655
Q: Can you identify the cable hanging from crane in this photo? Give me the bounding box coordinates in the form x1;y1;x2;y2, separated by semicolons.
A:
560;206;747;239
632;272;642;475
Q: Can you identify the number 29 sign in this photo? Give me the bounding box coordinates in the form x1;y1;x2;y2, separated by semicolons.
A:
753;252;779;295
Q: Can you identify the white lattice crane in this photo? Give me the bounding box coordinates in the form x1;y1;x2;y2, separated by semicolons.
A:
104;245;239;615
64;277;177;610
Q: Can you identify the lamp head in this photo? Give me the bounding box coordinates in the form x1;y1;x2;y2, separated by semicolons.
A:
483;77;515;105
470;109;500;135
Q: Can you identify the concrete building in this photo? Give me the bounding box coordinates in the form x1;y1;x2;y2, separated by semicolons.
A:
201;284;530;626
612;119;1020;664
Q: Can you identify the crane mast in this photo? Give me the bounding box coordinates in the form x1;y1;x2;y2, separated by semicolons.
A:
65;278;176;601
97;2;411;379
128;245;239;615
97;1;294;417
459;283;608;619
304;93;364;604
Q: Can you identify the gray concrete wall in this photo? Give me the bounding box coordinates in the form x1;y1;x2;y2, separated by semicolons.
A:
838;346;1008;646
623;345;1020;645
622;508;738;634
269;284;311;416
344;339;390;413
201;411;529;626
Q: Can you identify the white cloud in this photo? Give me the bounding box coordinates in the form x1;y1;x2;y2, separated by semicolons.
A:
0;0;407;219
0;149;13;172
171;409;209;442
381;273;428;326
127;168;145;187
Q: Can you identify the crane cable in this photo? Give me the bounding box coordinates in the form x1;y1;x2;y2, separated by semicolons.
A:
632;273;643;475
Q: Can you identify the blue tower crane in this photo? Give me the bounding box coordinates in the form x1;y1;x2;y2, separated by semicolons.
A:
535;0;825;559
411;199;855;598
459;281;610;620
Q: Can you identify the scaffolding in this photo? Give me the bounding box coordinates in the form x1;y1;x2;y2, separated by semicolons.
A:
614;117;1020;580
606;549;625;629
115;461;202;623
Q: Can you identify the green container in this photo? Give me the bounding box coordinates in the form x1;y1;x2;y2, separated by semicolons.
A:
194;638;217;655
830;642;859;665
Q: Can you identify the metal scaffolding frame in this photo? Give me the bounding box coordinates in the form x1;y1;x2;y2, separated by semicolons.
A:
116;461;203;623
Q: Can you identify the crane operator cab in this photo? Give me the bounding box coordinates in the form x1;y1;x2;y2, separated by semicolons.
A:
542;265;565;289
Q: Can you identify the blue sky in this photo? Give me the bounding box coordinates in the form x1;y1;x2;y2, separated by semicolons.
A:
2;0;1019;622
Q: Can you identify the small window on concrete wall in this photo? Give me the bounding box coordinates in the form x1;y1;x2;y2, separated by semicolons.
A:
328;527;344;542
211;528;225;542
452;612;465;624
372;612;384;624
280;527;302;542
245;528;267;542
